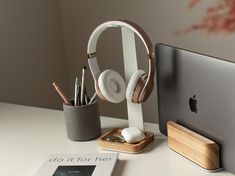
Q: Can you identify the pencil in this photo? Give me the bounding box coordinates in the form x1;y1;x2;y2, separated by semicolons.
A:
52;82;71;105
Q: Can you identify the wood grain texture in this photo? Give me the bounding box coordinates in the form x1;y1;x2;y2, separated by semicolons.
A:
97;128;154;153
167;121;220;170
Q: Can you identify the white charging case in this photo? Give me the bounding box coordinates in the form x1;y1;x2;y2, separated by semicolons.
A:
121;127;145;143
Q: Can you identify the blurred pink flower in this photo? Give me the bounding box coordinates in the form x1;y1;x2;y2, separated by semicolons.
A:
180;0;235;34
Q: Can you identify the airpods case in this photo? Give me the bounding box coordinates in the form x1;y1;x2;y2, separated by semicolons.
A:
121;127;145;143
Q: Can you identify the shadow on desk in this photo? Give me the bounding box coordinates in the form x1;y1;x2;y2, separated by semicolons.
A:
101;126;128;133
113;159;127;176
144;138;165;153
111;139;166;175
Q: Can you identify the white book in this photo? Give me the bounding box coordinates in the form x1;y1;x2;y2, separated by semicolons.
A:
33;153;119;176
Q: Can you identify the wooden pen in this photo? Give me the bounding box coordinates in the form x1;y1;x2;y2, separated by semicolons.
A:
52;82;71;105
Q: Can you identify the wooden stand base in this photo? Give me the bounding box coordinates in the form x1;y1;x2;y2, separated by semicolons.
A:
167;121;220;170
97;128;154;154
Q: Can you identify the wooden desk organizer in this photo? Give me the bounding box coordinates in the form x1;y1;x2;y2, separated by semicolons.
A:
97;128;154;154
167;121;220;170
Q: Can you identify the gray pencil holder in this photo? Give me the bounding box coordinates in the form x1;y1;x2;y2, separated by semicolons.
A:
63;100;101;141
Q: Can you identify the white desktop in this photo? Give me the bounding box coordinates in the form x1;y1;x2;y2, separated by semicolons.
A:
0;102;234;176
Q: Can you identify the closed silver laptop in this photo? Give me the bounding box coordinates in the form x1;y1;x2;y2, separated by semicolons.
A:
156;43;235;173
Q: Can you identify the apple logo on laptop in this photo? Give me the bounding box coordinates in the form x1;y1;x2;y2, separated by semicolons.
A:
189;95;198;113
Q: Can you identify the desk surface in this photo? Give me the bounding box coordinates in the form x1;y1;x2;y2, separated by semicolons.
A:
0;103;234;176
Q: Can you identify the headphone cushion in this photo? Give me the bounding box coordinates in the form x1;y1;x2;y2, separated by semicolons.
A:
126;70;146;102
98;69;126;103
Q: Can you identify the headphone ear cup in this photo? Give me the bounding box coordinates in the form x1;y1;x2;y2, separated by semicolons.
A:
126;70;146;102
98;69;126;103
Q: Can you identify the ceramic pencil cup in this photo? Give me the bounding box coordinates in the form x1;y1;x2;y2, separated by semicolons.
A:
63;100;101;141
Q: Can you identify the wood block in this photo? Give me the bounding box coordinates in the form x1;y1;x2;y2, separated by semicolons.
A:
167;121;220;170
97;128;154;154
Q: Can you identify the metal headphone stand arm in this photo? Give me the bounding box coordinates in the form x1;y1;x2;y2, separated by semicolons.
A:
121;27;144;131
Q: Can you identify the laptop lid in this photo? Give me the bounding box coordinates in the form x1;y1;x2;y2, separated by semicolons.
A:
156;43;235;173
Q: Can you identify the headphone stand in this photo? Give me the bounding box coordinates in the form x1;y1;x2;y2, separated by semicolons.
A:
121;27;144;130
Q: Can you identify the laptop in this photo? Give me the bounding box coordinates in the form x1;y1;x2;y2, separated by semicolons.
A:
156;43;235;173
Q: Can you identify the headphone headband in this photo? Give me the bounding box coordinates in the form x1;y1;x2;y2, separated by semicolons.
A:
87;20;153;56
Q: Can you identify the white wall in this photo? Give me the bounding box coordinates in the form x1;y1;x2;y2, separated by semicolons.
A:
0;0;69;109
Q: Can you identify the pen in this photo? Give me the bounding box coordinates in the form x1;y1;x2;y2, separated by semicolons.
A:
84;86;88;105
88;92;97;104
52;82;71;105
85;93;88;105
74;77;79;106
78;85;81;105
80;66;86;105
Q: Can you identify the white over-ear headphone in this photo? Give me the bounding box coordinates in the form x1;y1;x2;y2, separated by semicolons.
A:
87;20;155;103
